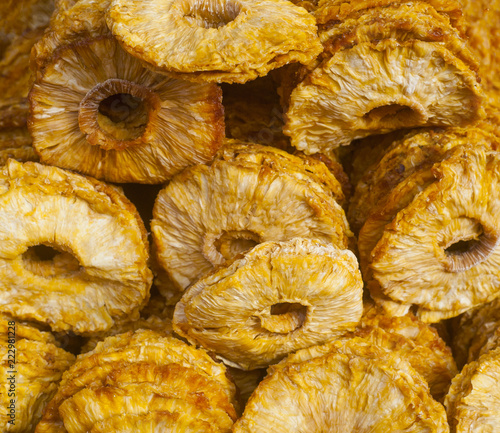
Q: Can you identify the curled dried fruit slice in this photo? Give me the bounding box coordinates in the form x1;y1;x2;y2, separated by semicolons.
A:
0;314;75;433
29;36;224;183
363;145;500;322
36;330;237;433
234;338;449;432
106;0;322;84
151;143;350;298
284;39;483;152
445;347;500;433
0;160;152;334
173;238;363;370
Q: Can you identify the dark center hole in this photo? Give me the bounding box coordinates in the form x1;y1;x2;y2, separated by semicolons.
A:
183;0;241;29
97;93;148;141
445;238;481;256
23;244;80;277
27;244;59;261
364;104;417;124
271;302;306;316
214;230;260;261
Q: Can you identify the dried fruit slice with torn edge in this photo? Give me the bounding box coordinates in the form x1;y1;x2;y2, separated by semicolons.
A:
445;346;500;433
173;238;363;370
233;338;449;432
29;36;224;183
0;160;152;334
365;145;500;322
106;0;322;84
152;147;351;299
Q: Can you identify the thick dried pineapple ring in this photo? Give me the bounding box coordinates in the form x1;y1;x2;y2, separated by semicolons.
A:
173;238;363;370
151;143;350;299
106;0;323;84
363;145;500;322
445;347;500;433
233;338;449;432
0;160;152;334
29;36;224;183
0;314;74;433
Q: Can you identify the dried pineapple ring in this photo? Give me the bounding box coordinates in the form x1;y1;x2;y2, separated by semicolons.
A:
445;347;500;433
36;330;237;433
284;39;483;152
173;238;363;370
0;160;152;334
365;145;500;322
151;144;350;298
106;0;323;84
234;338;449;432
29;36;224;183
0;314;75;433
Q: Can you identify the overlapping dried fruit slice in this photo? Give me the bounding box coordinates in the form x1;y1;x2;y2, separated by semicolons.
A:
283;1;483;152
106;0;322;84
151;142;351;299
445;347;500;433
173;238;363;370
29;35;224;183
359;144;500;322
0;314;75;433
0;127;38;165
36;330;238;433
0;160;152;334
234;338;449;432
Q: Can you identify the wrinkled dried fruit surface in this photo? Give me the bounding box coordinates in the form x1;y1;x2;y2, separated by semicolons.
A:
0;160;152;334
360;144;500;322
29;36;224;183
174;238;363;370
36;330;237;433
152;142;350;299
445;347;500;433
234;338;449;432
106;0;322;83
0;314;74;433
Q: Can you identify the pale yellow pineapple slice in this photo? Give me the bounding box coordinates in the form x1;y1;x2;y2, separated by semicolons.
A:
173;238;363;370
106;0;322;84
0;160;152;334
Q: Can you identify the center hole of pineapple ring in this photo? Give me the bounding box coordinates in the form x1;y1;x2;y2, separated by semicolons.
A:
442;222;500;272
363;104;424;125
214;230;259;261
182;0;242;29
22;244;80;277
97;93;148;141
261;302;308;334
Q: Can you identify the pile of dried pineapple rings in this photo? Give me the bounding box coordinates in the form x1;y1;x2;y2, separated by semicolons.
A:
1;0;500;431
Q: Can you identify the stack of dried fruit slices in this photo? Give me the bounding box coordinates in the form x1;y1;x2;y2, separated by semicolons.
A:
1;0;500;431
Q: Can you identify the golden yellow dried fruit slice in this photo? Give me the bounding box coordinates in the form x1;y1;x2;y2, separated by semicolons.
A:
0;160;152;334
173;238;363;370
0;314;74;433
284;39;483;152
445;347;500;433
234;338;449;432
365;145;500;322
29;36;224;183
0;127;38;166
152;144;350;299
36;330;237;433
106;0;323;84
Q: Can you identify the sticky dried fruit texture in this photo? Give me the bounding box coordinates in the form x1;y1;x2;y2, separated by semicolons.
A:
36;329;238;433
174;238;363;370
0;160;152;334
452;297;500;368
359;144;500;322
0;127;38;165
151;142;351;299
349;127;499;233
0;314;75;433
234;338;449;432
445;347;500;433
106;0;322;84
283;1;483;152
29;36;224;184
